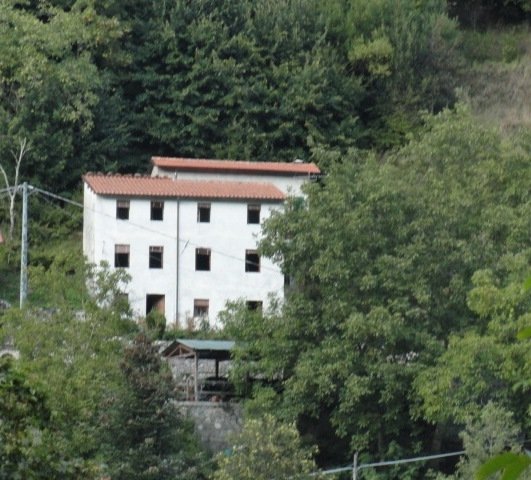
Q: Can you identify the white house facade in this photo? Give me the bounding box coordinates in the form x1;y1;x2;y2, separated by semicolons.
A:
83;158;320;327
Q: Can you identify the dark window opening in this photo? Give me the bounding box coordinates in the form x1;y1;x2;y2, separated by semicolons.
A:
197;203;211;223
149;246;163;269
114;244;130;268
116;200;130;220
246;300;263;311
194;299;209;317
196;248;211;271
146;294;165;315
245;250;260;272
151;201;164;221
247;204;260;224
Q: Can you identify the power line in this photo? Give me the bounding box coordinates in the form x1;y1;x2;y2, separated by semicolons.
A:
32;189;287;299
33;186;283;274
31;186;83;208
358;450;466;470
310;450;466;477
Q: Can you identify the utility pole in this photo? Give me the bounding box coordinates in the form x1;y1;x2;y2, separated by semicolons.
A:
353;452;358;480
19;182;28;308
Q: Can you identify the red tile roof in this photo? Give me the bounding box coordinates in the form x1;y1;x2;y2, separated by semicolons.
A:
151;156;321;175
83;173;286;201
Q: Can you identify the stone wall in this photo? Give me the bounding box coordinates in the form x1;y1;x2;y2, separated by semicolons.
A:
178;401;243;453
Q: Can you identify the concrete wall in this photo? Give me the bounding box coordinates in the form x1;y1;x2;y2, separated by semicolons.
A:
178;401;243;453
177;199;283;326
83;187;284;326
152;167;309;196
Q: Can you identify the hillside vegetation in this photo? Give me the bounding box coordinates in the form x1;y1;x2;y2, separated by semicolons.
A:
0;0;530;479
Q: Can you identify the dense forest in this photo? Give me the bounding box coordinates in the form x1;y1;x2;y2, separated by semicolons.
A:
1;0;530;478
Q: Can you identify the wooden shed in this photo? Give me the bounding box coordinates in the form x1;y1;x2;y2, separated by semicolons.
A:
161;339;235;401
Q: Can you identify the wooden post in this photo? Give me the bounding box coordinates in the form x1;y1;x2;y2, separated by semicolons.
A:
194;353;199;401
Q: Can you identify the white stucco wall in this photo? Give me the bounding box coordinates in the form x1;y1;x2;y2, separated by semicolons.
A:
177;200;283;326
83;184;97;263
82;187;284;327
152;167;308;196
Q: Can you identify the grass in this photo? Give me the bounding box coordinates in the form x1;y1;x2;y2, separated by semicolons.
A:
0;236;85;308
460;26;530;63
459;25;531;132
0;266;20;305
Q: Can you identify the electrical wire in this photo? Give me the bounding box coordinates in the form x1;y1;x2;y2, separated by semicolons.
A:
308;450;467;477
33;187;283;274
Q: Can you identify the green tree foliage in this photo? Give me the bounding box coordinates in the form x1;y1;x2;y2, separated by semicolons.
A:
0;0;128;192
456;402;524;480
225;106;531;469
100;0;362;169
477;453;531;480
418;270;531;480
102;333;206;480
322;0;462;147
0;262;135;462
0;0;465;191
1;260;207;478
1;358;55;478
0;356;99;479
415;265;531;427
213;414;320;480
449;0;531;28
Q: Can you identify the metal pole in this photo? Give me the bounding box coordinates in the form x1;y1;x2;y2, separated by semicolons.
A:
19;182;28;308
353;452;358;480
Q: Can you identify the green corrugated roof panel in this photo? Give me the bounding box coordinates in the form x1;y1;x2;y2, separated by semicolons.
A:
177;339;236;352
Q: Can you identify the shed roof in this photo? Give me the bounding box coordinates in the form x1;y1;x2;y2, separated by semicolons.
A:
162;339;236;361
83;173;285;201
151;156;321;176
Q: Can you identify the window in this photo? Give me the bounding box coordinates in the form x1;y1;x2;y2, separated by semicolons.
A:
149;246;163;269
116;200;130;220
246;300;263;311
245;250;260;272
151;201;164;220
193;299;209;317
197;203;211;223
195;248;211;271
247;204;260;224
146;294;165;315
114;244;130;268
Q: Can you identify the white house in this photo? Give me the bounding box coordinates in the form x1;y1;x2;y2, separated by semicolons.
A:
83;157;319;327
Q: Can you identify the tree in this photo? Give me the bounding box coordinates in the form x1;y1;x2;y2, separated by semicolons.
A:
456;402;524;480
415;266;531;428
321;0;462;147
1;260;136;462
0;357;94;479
102;333;206;480
225;106;531;471
0;1;127;192
213;414;320;480
0;138;29;241
0;357;50;478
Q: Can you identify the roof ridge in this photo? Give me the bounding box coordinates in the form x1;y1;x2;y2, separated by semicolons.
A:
150;156;321;174
85;172;155;179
